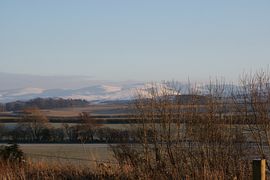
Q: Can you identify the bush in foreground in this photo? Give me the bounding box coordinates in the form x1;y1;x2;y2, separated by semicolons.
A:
0;143;24;164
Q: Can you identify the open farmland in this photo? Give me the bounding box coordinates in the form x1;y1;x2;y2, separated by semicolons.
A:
19;144;114;166
41;103;130;117
0;103;132;124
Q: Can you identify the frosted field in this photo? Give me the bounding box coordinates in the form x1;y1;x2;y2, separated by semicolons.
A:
19;144;115;166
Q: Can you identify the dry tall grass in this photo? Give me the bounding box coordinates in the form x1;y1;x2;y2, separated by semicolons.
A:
0;161;129;180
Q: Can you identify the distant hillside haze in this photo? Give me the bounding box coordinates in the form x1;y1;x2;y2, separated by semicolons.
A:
0;72;240;103
0;72;144;103
0;72;141;90
0;84;146;103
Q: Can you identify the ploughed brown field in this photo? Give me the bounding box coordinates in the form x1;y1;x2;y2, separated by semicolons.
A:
0;103;130;122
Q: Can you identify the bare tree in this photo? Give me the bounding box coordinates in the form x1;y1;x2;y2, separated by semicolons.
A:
22;107;50;142
77;112;101;143
233;69;270;170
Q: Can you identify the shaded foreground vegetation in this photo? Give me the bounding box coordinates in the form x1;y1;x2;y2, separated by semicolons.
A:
0;143;120;179
0;160;127;179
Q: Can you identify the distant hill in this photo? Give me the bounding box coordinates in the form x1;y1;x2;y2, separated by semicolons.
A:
0;83;146;103
0;73;240;104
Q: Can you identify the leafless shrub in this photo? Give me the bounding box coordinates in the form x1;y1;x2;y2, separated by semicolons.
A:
233;69;270;170
112;80;252;179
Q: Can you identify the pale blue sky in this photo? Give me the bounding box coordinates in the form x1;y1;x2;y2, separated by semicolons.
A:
0;1;269;82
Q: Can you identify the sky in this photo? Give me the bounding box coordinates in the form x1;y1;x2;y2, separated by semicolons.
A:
0;0;270;82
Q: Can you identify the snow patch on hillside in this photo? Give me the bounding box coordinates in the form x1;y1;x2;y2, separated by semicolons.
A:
10;88;44;96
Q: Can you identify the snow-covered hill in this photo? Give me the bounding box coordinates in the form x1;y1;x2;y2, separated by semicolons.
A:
0;83;240;103
0;73;240;103
0;83;145;103
0;72;147;103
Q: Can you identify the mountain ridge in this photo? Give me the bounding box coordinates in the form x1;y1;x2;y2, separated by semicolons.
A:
0;83;240;103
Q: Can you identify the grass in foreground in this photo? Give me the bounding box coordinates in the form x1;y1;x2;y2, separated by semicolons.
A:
0;161;127;180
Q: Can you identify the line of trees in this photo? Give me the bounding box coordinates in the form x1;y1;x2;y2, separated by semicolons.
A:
3;98;89;111
0;123;133;144
0;108;133;143
0;124;132;143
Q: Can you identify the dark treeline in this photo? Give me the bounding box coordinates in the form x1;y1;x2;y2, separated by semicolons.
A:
0;124;134;143
0;104;4;112
3;98;89;111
